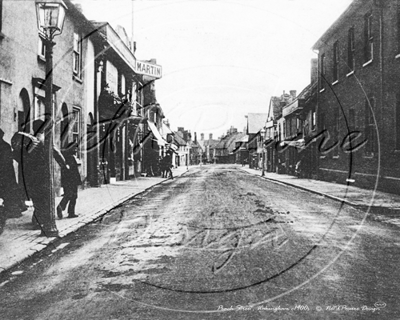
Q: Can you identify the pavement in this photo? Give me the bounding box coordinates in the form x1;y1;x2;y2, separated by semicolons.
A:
240;166;400;223
0;166;188;275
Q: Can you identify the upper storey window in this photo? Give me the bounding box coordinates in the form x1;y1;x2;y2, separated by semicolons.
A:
347;27;355;72
364;12;373;63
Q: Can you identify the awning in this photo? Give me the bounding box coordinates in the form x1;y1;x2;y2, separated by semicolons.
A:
147;120;168;146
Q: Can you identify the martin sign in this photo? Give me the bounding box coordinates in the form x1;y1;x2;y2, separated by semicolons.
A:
136;61;162;78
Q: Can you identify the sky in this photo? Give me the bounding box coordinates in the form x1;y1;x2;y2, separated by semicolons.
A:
77;0;353;138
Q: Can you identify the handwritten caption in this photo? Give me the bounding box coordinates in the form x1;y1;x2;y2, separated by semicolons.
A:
217;302;386;313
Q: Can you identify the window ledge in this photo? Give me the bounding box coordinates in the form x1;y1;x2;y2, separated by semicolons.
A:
346;71;354;77
363;60;373;67
37;55;46;63
395;54;400;60
319;88;326;93
332;80;339;86
319;155;326;159
332;155;339;159
73;74;83;84
363;154;374;159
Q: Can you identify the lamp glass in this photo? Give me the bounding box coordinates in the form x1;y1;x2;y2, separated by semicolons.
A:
36;1;66;38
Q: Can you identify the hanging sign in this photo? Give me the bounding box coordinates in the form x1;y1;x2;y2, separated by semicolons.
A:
136;61;162;78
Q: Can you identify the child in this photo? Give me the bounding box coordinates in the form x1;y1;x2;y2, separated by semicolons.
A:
57;142;81;219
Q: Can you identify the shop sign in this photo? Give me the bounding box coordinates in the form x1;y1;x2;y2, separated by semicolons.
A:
136;61;162;78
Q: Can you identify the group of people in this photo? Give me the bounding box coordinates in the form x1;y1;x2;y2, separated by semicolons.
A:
160;151;174;179
0;119;82;234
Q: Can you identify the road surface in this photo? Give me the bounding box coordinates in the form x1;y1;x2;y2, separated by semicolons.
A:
0;165;398;319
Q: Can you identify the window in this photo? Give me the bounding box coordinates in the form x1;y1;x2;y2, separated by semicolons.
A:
71;107;81;157
320;53;326;90
34;95;46;122
348;27;355;72
312;109;316;130
333;41;339;82
38;34;46;59
319;111;326;132
73;32;82;78
349;108;355;131
0;0;3;33
396;94;400;150
332;107;339;157
397;1;400;53
364;97;376;156
283;120;286;139
364;13;373;63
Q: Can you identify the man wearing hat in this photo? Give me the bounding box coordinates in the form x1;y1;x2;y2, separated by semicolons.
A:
57;141;81;219
0;128;22;218
12;119;68;231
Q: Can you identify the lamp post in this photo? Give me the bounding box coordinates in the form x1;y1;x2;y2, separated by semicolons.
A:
35;0;67;237
260;128;266;177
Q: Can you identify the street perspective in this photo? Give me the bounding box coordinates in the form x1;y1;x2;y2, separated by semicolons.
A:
0;0;400;319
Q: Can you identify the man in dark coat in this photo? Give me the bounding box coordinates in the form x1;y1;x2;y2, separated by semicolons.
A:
162;150;174;179
12;120;68;230
57;142;81;219
0;128;22;218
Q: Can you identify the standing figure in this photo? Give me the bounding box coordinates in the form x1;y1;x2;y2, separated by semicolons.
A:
162;150;174;179
12;120;68;229
0;128;23;218
57;142;81;219
11;123;30;210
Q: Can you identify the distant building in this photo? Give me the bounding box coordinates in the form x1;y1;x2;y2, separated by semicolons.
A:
246;113;268;169
214;127;245;164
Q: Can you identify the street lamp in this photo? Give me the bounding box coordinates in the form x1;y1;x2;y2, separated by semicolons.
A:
260;128;266;177
35;0;67;237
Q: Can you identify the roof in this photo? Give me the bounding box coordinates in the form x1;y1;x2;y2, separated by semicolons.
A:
203;139;219;148
247;113;268;134
268;97;284;121
312;0;363;50
172;131;187;146
215;132;246;152
238;135;249;143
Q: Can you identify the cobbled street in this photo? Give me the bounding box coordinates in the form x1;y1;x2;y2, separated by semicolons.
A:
0;165;399;320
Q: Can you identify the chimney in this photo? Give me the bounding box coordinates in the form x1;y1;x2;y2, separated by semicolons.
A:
311;58;318;84
209;133;213;140
194;132;197;143
290;90;297;99
201;133;204;141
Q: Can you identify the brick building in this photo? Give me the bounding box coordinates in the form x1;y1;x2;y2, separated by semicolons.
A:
312;0;400;193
